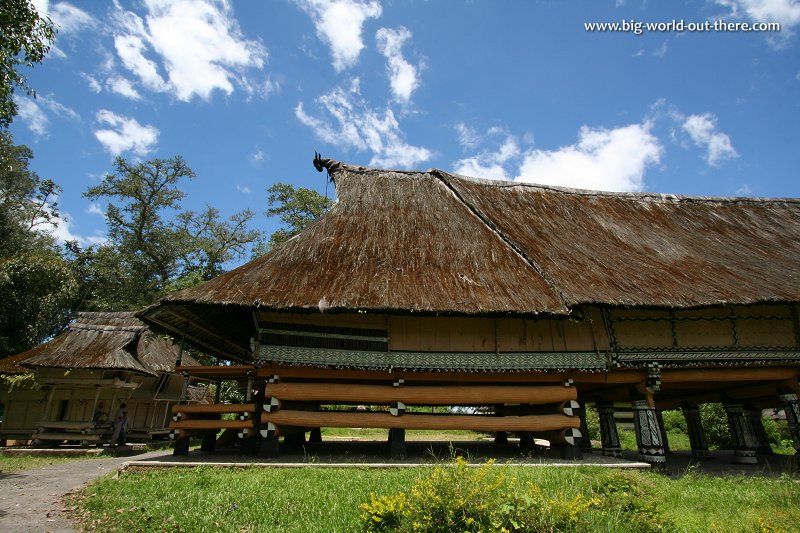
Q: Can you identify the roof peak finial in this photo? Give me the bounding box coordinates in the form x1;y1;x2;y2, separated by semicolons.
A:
313;151;339;183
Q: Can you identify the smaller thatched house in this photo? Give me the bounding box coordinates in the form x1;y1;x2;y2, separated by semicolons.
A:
0;312;208;446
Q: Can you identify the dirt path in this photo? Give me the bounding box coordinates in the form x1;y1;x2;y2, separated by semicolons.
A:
0;450;171;533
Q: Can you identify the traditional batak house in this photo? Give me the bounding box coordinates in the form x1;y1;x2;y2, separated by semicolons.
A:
0;312;206;446
140;158;800;468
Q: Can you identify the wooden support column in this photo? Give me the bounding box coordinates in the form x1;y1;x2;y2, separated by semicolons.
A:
578;401;592;453
173;435;190;456
519;432;535;454
178;371;190;405
745;408;772;455
200;431;216;452
596;401;622;458
779;393;800;455
494;431;508;445
655;410;671;454
631;391;667;470
308;427;322;443
681;404;709;458
724;403;759;464
388;428;405;459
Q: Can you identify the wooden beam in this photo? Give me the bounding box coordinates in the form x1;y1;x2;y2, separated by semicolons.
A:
171;403;256;415
170;419;253;430
661;367;798;383
175;365;255;379
264;383;577;405
258;365;647;384
261;410;580;433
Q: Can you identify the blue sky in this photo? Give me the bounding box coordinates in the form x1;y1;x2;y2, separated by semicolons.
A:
11;0;800;253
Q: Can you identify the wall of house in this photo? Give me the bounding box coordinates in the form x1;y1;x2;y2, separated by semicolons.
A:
260;303;797;355
261;308;609;354
1;368;189;440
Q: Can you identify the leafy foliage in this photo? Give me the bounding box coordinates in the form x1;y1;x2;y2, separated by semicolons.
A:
79;156;263;309
0;0;57;128
262;182;333;251
0;132;76;356
360;457;673;532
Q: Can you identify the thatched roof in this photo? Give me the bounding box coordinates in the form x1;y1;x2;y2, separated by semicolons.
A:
16;312;196;376
140;160;800;360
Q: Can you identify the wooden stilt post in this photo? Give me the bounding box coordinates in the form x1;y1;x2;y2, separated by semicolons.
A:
519;432;534;454
779;393;800;455
744;407;772;455
655;410;671;454
596;401;622;458
724;403;759;464
681;403;709;458
494;431;508;445
578;401;592;453
631;390;667;470
308;427;322;443
388;428;405;459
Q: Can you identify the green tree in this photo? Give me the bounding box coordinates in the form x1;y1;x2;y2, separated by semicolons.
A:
0;131;75;357
263;182;333;250
0;0;57;128
81;156;263;309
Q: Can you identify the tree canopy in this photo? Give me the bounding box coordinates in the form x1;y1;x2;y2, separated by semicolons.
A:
78;156;264;310
263;182;333;250
0;131;75;357
0;0;57;128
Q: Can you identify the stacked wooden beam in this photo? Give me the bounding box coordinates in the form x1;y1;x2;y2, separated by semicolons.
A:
169;403;256;440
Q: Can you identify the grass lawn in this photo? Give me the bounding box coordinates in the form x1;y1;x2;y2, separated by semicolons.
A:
65;463;800;533
0;453;91;473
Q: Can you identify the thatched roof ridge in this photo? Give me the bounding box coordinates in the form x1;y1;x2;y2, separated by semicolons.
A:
17;312;193;376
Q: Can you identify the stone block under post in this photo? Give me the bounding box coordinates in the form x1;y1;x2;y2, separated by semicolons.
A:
596;401;622;458
779;393;800;455
724;403;759;464
630;392;667;470
681;403;709;458
388;428;406;459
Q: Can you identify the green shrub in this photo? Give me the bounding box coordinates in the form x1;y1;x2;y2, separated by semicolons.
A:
660;409;687;433
360;458;673;532
701;403;732;450
584;404;600;442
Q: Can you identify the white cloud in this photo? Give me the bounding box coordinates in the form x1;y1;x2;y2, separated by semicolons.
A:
682;113;738;166
85;202;104;216
37;206;108;247
94;110;159;157
296;0;382;72
111;0;268;101
716;0;800;44
107;76;142;100
14;95;79;137
517;123;662;192
376;26;421;104
15;98;49;136
50;2;97;33
455;123;480;150
236;185;252;194
455;123;663;193
454;130;521;181
249;147;266;166
295;78;432;168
